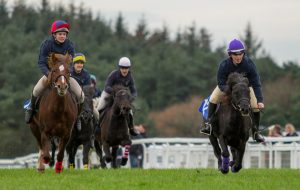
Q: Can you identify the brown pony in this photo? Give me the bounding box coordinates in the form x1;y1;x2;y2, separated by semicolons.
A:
95;85;133;168
29;53;78;173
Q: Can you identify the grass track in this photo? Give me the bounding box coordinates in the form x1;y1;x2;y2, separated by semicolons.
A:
0;168;299;190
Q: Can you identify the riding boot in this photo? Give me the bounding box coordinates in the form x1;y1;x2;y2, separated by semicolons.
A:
128;112;138;136
200;102;217;135
76;102;83;131
252;112;265;143
25;94;38;124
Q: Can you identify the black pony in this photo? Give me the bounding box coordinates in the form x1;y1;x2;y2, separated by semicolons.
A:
95;85;133;168
65;85;96;169
208;72;253;174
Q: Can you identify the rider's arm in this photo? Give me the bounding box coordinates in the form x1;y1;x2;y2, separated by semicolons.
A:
38;40;51;76
129;76;137;98
248;60;263;103
217;61;228;92
104;71;116;94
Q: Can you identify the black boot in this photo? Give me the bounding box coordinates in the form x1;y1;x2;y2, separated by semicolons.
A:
25;94;38;124
200;102;217;135
128;112;138;136
76;102;83;131
252;112;265;143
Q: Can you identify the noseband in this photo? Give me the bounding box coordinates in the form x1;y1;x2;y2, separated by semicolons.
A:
231;97;251;117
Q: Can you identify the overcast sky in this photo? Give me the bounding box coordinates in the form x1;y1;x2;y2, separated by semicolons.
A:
15;0;300;65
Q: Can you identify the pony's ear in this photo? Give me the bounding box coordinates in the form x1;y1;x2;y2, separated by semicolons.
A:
48;53;56;69
241;77;249;85
66;53;72;66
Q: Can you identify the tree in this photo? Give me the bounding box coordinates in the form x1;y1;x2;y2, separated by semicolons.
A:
241;22;262;58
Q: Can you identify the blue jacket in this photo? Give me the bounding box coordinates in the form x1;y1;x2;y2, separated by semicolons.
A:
38;36;75;76
70;68;91;86
104;70;137;98
217;55;263;102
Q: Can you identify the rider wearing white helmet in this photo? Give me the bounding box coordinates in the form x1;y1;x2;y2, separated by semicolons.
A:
97;57;138;136
200;39;265;143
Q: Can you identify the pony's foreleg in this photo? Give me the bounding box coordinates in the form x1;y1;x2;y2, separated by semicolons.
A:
55;136;69;173
49;139;57;168
209;136;222;170
94;140;106;168
37;149;45;173
82;143;92;170
120;145;130;166
41;133;51;164
111;146;119;169
218;136;230;174
231;143;246;173
67;143;78;169
103;142;112;163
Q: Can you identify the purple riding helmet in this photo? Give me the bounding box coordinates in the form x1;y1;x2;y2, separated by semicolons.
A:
227;39;245;54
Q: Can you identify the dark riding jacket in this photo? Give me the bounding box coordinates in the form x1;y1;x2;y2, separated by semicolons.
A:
104;70;137;98
70;68;91;86
217;55;263;103
38;36;75;76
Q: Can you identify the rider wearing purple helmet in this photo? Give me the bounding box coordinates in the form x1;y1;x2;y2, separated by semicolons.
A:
200;39;265;143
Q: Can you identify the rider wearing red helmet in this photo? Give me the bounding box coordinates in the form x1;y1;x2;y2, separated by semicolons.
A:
200;39;265;143
25;20;84;125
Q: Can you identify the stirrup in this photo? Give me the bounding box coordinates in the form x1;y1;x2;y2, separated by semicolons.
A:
200;123;212;135
129;127;139;136
25;109;34;124
253;132;265;143
76;119;81;131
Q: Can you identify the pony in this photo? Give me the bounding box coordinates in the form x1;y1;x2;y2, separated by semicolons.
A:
29;53;78;173
94;85;133;168
208;72;252;174
65;85;96;170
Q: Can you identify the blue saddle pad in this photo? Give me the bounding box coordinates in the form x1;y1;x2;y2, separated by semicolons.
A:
198;96;210;121
23;99;31;110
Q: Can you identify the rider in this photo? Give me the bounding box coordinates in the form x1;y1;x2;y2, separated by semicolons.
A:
71;53;91;130
25;20;84;124
90;74;101;98
71;53;91;86
200;39;265;143
97;57;138;136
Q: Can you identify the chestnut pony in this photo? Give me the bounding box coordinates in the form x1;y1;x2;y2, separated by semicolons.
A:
29;53;77;173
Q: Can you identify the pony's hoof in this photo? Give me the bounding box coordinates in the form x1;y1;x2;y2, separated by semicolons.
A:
105;156;112;163
37;168;45;173
83;164;89;170
221;168;229;174
43;158;50;164
49;160;55;168
121;158;128;166
55;161;63;173
231;165;242;173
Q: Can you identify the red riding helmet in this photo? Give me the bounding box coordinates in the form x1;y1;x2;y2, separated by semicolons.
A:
51;20;70;34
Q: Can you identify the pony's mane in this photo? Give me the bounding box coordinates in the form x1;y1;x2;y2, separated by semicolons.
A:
222;72;249;102
48;53;72;70
225;73;249;92
105;85;130;108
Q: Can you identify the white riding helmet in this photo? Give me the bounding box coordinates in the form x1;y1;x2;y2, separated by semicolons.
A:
118;57;131;68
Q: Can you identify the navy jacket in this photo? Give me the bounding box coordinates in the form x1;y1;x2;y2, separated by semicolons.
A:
217;55;263;102
70;68;91;86
38;36;75;76
104;70;137;98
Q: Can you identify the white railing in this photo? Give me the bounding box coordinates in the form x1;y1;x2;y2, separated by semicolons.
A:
1;137;300;169
132;137;300;169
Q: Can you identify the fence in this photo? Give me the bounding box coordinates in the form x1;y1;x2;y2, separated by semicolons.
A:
1;137;300;169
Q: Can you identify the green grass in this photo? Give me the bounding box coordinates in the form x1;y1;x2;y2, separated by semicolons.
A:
0;168;299;190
